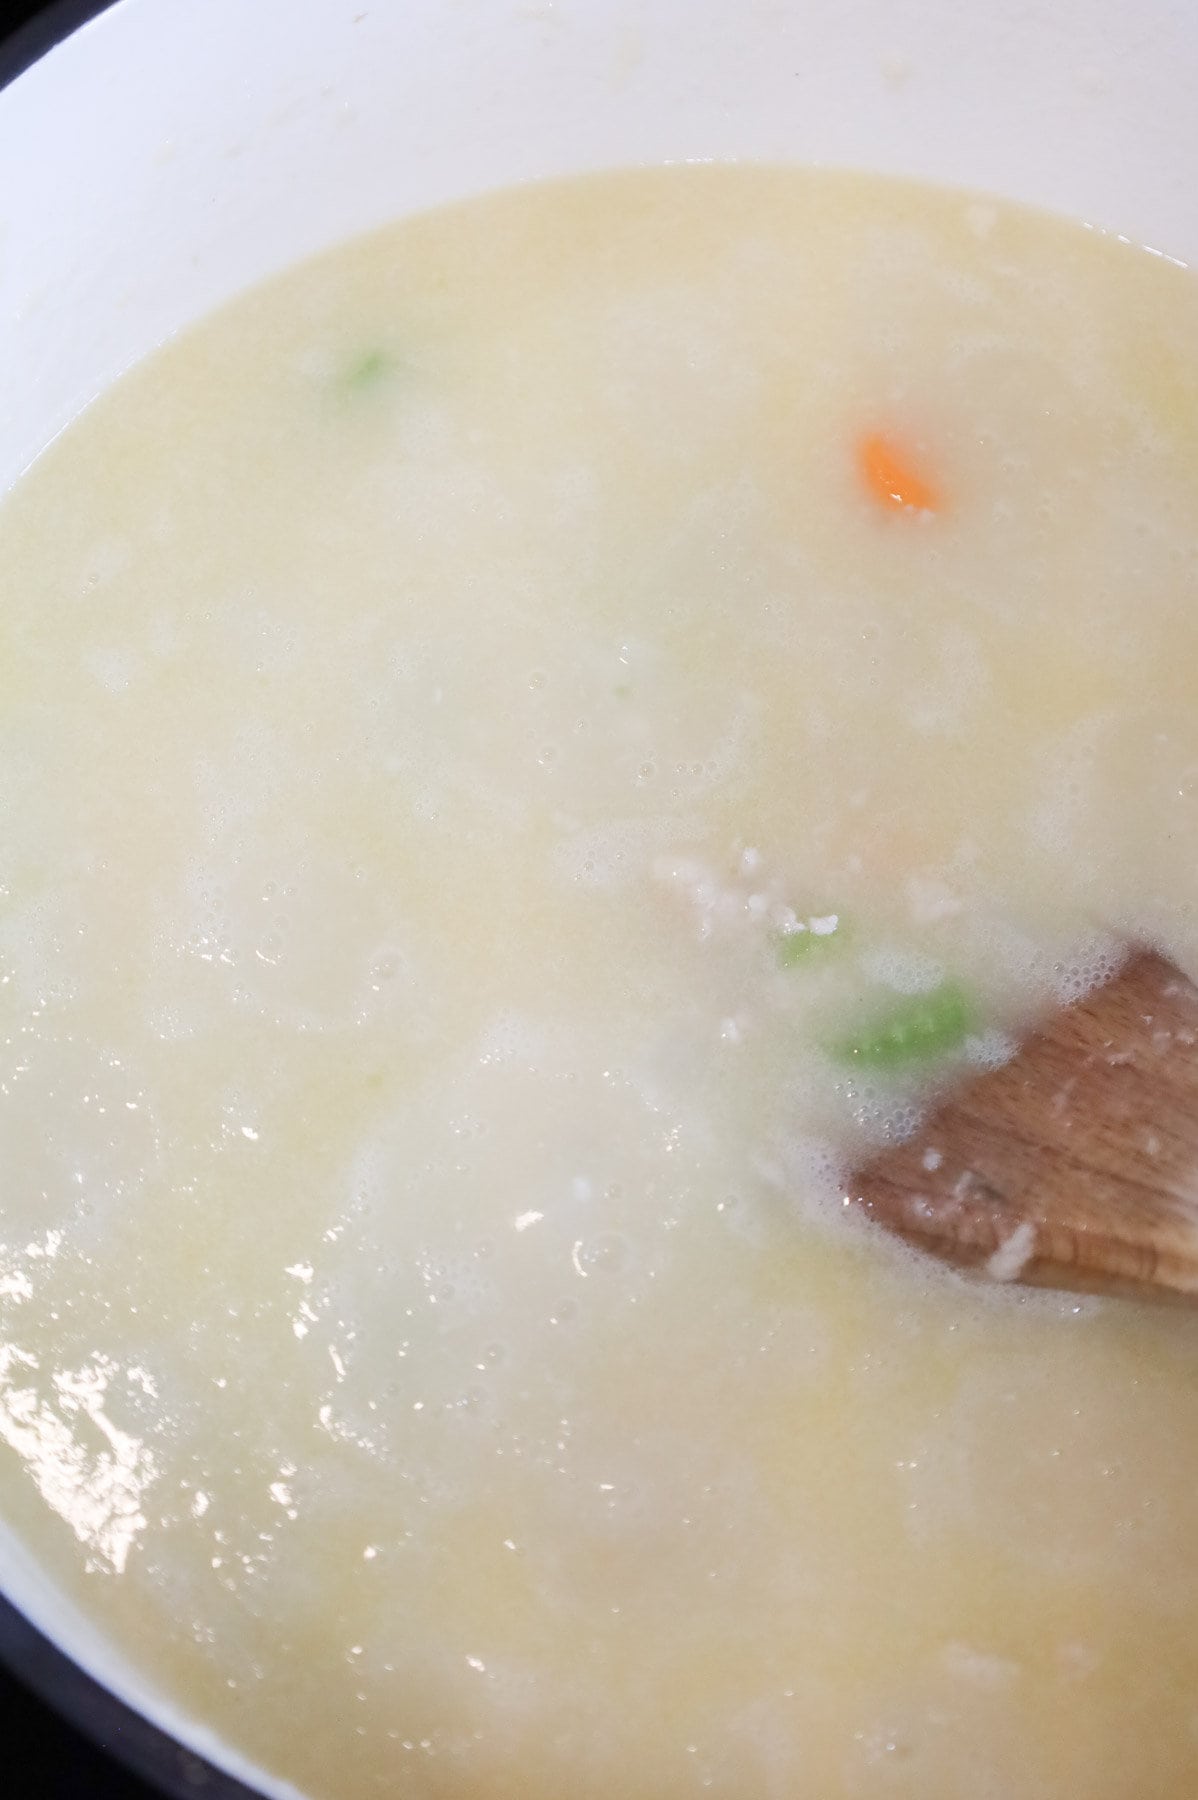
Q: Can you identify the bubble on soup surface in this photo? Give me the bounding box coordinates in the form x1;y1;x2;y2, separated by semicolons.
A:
965;1027;1017;1071
1043;930;1126;1005
862;947;946;996
475;1013;552;1069
570;1234;631;1277
881;1099;922;1142
413;1247;497;1315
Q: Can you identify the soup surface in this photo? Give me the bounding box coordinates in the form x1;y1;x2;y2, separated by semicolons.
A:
1;166;1198;1799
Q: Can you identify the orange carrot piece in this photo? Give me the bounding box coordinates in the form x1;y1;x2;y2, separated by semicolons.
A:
857;432;940;513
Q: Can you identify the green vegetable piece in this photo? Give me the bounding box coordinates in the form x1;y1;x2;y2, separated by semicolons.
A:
831;980;972;1070
343;349;392;391
778;913;845;967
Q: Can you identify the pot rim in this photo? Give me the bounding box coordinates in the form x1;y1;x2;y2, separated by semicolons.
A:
0;16;263;1792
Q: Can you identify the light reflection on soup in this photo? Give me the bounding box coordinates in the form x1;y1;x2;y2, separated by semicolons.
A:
0;166;1196;1799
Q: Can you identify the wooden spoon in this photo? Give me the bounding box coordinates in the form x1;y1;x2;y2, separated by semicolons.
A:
846;951;1198;1304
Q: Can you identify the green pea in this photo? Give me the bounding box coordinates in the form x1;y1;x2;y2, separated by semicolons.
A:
830;980;972;1070
343;349;393;391
777;913;845;967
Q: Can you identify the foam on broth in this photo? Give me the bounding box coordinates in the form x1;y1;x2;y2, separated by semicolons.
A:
0;166;1196;1798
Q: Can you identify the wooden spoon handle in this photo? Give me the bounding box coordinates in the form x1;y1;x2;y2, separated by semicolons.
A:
847;953;1198;1304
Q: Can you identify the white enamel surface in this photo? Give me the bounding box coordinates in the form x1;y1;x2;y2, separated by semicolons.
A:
0;2;1195;1796
1;0;1197;495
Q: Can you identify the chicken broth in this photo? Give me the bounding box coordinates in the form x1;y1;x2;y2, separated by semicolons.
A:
0;166;1197;1798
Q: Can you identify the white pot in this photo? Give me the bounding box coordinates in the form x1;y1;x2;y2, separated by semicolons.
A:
0;0;1195;1793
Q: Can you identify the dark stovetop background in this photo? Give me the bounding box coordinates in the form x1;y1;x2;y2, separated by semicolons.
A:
1;1662;163;1798
3;6;169;1796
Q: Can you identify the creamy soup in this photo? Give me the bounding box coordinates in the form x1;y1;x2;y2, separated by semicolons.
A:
0;166;1197;1800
